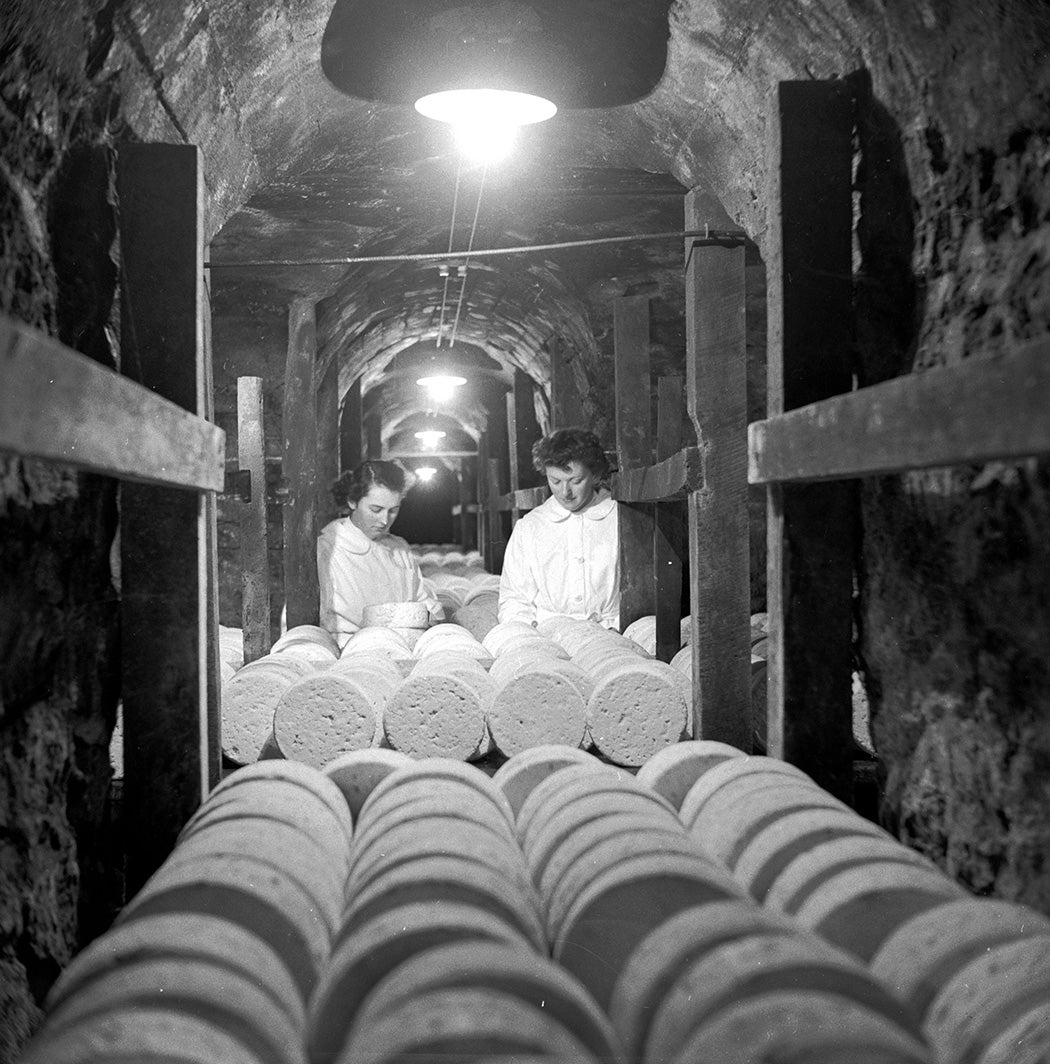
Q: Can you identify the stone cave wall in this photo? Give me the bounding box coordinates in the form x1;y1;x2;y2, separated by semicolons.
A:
1;3;123;1055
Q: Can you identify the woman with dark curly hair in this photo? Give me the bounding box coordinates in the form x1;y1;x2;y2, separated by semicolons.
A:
497;427;620;629
317;460;443;648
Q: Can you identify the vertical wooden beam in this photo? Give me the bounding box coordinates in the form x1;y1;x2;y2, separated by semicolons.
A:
117;143;218;893
238;377;270;663
654;376;686;663
506;391;520;525
766;81;856;799
512;368;542;483
614;294;656;631
458;459;478;551
550;336;585;429
340;376;363;474
283;299;320;628
316;359;339;529
684;191;751;747
476;433;490;562
485;382;510;571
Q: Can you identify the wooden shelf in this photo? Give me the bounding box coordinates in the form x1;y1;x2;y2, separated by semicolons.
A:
0;313;225;491
614;445;705;503
749;336;1050;484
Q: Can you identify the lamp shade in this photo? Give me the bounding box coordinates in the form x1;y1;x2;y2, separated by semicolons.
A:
321;0;671;110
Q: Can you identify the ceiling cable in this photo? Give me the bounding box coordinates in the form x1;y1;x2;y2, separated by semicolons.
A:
449;162;488;348
204;228;747;269
435;155;463;347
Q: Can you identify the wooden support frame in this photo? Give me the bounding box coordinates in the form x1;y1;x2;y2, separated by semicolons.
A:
483;382;511;571
654;376;686;663
237;377;270;663
685;190;751;747
614;293;658;630
316;359;339;530
117;143;220;893
283;298;320;628
0;314;224;490
765;81;857;799
749;335;1050;483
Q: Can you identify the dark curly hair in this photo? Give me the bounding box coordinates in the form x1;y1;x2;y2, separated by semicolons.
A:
331;460;407;509
531;428;611;479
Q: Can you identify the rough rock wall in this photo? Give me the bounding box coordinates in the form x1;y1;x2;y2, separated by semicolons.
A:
0;3;122;1054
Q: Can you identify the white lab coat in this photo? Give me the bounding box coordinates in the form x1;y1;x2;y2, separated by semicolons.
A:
317;518;443;649
497;490;620;629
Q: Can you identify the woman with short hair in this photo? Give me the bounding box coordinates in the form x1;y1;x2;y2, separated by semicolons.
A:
497;428;620;629
317;460;443;648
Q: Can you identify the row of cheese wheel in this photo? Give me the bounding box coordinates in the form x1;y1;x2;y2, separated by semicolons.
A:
28;743;1050;1064
221;616;692;768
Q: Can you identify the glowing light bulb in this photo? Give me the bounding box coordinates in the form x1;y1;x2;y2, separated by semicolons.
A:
414;429;447;449
415;466;438;483
415;89;556;162
417;374;467;403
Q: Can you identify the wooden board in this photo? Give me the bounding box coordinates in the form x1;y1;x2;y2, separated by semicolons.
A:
655;377;686;663
238;377;270;663
749;335;1050;482
316;359;339;530
0;313;224;491
685;190;751;748
484;382;511;572
283;298;320;628
550;336;585;429
614;446;704;502
340;377;363;474
765;81;856;799
116;143;218;894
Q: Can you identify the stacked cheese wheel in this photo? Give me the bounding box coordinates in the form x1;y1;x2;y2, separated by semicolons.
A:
414;545;501;641
22;760;352;1064
30;741;1050;1064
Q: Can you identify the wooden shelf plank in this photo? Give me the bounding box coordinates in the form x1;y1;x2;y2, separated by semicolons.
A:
0;312;225;491
749;335;1050;483
492;486;550;512
613;445;705;502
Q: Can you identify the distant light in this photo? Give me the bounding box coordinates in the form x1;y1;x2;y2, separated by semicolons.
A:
415;89;556;163
415;466;438;483
414;429;447;449
417;374;467;403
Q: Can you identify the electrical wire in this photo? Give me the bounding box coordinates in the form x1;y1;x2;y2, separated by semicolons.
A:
204;229;747;268
449;162;488;348
435;155;463;348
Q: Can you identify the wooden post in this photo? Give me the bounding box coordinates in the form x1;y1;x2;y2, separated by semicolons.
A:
485;382;510;571
654;376;686;663
316;359;339;530
238;376;270;663
766;81;856;798
614;294;656;631
506;391;520;525
684;191;751;747
476;433;490;562
117;143;219;893
340;377;363;474
550;336;585;429
458;459;478;551
283;299;320;628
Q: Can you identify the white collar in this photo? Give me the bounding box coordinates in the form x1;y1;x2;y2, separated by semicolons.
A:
542;489;616;523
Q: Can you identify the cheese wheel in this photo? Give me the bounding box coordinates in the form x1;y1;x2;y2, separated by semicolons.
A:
677;755;814;830
448;600;499;641
335;986;597;1064
634;740;748;810
340;626;411;651
514;763;634;847
553;850;747;1009
221;657;315;765
117;852;331;1001
272;672;380;766
732;806;892;902
488;665;589;757
44;912;302;1026
340;854;547;952
361;601;429;629
207;760;354;847
20;1005;274;1064
484;621;545;655
585;660;689;767
870;897;1050;1019
350;940;626;1064
664;991;934;1064
307;902;528;1064
491;745;604;819
40;955;305;1064
271;624;340;662
322;748;412;821
690;780;851;868
383;674;488;760
608;900;797;1061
